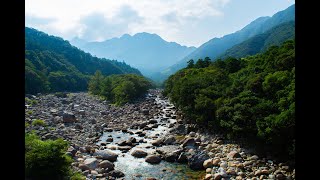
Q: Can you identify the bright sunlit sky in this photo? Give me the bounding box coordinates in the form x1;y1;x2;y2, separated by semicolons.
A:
25;0;295;47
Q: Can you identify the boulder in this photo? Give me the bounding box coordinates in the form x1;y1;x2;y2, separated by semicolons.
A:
182;138;196;147
84;158;98;169
131;149;148;158
145;155;162;164
98;160;114;170
227;151;241;159
109;170;125;178
203;159;213;168
188;151;210;170
62;112;76;123
163;136;176;145
93;150;118;162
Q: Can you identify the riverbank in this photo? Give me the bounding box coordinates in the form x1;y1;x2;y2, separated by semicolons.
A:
25;90;295;179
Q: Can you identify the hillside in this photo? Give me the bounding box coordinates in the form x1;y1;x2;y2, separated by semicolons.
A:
25;27;141;94
164;4;295;76
219;21;295;59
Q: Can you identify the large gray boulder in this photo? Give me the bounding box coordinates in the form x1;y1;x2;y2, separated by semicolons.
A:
62;111;77;123
93;150;118;162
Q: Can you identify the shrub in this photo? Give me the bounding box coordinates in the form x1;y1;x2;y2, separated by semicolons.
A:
25;133;73;179
31;119;46;126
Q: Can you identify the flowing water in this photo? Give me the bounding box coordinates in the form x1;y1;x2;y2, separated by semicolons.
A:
97;93;205;179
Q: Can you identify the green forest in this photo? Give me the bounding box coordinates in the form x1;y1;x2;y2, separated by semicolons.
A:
163;40;295;158
89;72;153;105
25;27;141;94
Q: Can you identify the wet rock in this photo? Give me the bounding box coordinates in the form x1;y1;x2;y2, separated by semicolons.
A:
213;173;222;180
78;164;90;171
145;155;162;164
98;160;114;170
163;136;176;145
117;146;132;151
205;174;213;180
182;138;196;147
109;170;125;178
177;152;188;163
189;131;196;137
212;159;220;166
93;150;118;162
149;119;158;124
151;139;163;146
106;138;113;142
131;149;148;158
188;151;210;170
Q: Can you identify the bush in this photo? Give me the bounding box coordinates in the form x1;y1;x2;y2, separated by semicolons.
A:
31;119;46;126
70;172;86;180
25;133;73;179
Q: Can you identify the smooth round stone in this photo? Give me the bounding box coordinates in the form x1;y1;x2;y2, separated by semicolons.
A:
220;162;228;168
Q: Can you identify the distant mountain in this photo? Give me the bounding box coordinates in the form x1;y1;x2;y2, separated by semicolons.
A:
70;32;196;76
164;4;295;76
220;21;295;59
25;27;141;94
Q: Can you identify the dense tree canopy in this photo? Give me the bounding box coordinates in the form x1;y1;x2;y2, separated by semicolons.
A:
25;27;141;94
164;40;295;159
89;73;153;105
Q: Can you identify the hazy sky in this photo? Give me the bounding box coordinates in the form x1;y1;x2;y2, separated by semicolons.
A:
26;0;295;47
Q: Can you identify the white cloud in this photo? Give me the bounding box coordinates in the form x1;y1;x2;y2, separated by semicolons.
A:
25;0;231;46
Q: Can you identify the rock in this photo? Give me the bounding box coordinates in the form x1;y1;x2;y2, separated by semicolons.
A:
117;146;132;151
141;109;149;115
218;167;227;178
177;152;188;163
227;151;241;159
84;158;98;169
206;168;212;173
254;169;269;176
149;119;158;124
93;150;118;162
164;152;178;162
243;161;253;166
98;160;114;170
106;138;113;142
213;173;222;180
151;139;163;146
118;140;128;146
145;155;162;164
78;110;85;115
188;151;210;170
131;149;148;158
127;137;136;143
220;162;227;168
139;122;148;129
74;123;83;129
212;159;220;166
146;178;157;180
91;170;98;175
163;136;176;145
62;112;77;123
205;174;213;180
109;170;125;178
276;174;286;180
249;155;259;160
182;138;196;147
78;164;90;171
227;169;236;175
189;131;196;137
203;159;214;168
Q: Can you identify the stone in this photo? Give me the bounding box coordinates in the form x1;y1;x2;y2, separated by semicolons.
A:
149;119;158;124
163;136;176;145
213;173;222;180
151;139;163;146
62;112;77;123
117;146;132;151
91;170;98;175
243;161;253;166
78;164;90;171
227;151;241;159
131;149;148;158
109;170;125;178
177;152;188;163
203;159;214;168
74;123;83;129
212;159;221;166
227;169;237;175
249;155;259;160
145;155;162;164
220;162;227;168
164;152;178;162
93;150;118;162
206;168;212;173
106;138;113;142
205;174;213;180
84;158;98;169
98;160;114;170
182;138;196;147
78;110;85;115
218;167;227;177
127;137;137;143
188;151;210;170
254;169;269;176
189;131;196;137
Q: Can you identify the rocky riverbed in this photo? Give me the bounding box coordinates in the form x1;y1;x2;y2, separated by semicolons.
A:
25;89;295;180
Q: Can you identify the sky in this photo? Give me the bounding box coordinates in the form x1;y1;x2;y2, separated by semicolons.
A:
25;0;295;47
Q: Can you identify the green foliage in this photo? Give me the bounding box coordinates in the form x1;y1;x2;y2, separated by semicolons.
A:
31;119;46;126
25;27;142;94
25;122;30;128
89;72;153;105
25;97;38;105
70;172;86;180
164;40;295;158
25;133;72;179
27;110;33;115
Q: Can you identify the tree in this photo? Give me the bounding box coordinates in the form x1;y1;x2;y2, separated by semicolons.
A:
187;59;194;68
88;70;104;95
